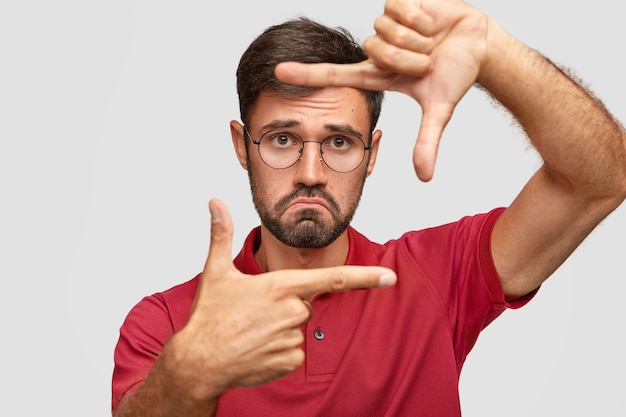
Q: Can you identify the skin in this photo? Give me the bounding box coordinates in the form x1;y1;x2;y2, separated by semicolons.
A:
275;0;626;300
113;0;626;416
114;89;389;417
114;199;396;417
230;87;382;272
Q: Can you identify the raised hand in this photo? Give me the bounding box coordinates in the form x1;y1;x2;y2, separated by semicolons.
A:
274;0;489;181
167;199;397;401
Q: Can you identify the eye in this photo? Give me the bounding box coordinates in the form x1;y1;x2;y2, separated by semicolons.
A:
267;132;299;148
324;135;354;151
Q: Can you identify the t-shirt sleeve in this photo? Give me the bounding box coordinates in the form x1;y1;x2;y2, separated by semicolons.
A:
454;207;537;363
476;207;538;313
111;294;175;412
111;276;198;412
403;208;537;368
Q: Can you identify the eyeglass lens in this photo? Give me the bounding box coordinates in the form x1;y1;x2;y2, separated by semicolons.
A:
257;131;367;173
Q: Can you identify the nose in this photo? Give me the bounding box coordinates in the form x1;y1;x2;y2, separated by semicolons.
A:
293;141;328;187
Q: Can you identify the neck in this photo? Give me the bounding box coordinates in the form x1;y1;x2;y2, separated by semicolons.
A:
254;225;350;272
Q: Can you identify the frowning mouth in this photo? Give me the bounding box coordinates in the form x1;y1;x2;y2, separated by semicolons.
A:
275;186;340;215
287;198;330;212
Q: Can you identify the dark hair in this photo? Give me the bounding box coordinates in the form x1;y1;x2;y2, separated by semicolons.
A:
236;17;384;134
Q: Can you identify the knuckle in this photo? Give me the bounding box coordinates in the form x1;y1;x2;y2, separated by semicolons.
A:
391;26;413;46
210;225;226;242
266;275;289;299
363;37;375;55
373;15;386;33
286;297;307;319
328;272;348;291
287;349;305;370
403;9;422;27
283;328;305;350
292;329;305;346
378;46;403;67
326;65;338;85
422;37;435;54
383;0;398;15
274;348;305;376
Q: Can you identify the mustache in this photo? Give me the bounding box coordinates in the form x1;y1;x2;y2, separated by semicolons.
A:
274;186;340;214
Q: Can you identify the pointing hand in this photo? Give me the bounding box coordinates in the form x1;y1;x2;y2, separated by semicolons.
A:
168;199;396;400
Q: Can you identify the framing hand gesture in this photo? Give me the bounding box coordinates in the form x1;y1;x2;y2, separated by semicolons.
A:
167;199;397;401
275;0;488;181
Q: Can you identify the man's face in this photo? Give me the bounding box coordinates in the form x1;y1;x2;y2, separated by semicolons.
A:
231;87;381;248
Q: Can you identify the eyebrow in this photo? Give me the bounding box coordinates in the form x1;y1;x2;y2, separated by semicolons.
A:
260;119;365;140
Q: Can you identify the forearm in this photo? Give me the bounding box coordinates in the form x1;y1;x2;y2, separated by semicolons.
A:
474;17;626;296
477;19;626;199
113;340;219;417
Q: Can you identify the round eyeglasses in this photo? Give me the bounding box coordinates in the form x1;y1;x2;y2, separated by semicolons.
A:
244;127;371;173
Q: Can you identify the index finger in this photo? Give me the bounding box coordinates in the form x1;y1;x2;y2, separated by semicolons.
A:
274;61;393;91
271;265;397;299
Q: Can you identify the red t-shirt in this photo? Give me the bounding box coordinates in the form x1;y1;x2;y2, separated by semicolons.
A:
112;208;534;416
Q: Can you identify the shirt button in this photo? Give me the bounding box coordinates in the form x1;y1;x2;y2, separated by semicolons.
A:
314;329;325;340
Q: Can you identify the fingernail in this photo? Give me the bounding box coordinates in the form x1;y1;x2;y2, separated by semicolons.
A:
379;273;396;287
209;203;221;222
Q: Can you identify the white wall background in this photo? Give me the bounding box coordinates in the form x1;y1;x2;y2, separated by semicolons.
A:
1;1;624;415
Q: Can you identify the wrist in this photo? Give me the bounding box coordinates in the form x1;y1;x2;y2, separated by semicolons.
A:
475;17;526;89
160;333;227;403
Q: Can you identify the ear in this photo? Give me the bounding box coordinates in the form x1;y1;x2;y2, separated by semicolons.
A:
230;120;248;170
365;129;382;177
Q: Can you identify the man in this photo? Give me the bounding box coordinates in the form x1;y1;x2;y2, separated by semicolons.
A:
111;0;626;415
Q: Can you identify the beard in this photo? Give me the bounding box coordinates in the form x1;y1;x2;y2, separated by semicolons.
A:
248;168;366;249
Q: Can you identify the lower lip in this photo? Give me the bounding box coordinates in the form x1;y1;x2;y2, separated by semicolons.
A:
287;202;328;212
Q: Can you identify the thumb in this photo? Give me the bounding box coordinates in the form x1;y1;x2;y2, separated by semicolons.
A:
413;101;454;182
189;199;235;314
203;198;235;279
